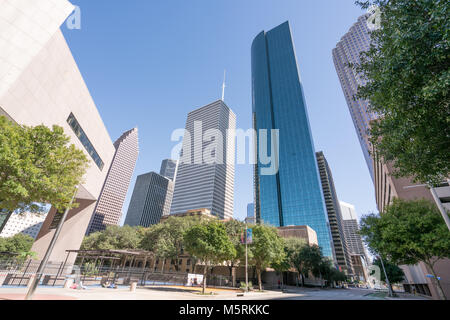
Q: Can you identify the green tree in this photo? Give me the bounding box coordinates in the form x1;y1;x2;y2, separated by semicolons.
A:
0;116;89;213
271;238;299;289
140;216;203;273
249;225;285;291
291;244;323;287
223;219;246;279
0;233;35;263
281;238;306;286
354;0;450;186
184;221;236;294
360;199;450;300
81;225;144;251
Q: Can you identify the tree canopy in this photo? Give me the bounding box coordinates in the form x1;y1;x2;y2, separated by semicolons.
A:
360;199;450;299
0;116;89;213
81;225;145;251
0;233;35;262
354;0;450;186
223;219;247;275
140;216;202;272
249;225;286;291
184;221;236;294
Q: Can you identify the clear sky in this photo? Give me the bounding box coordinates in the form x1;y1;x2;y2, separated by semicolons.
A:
62;0;378;223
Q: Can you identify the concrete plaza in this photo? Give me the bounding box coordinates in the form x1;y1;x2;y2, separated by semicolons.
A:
0;286;430;301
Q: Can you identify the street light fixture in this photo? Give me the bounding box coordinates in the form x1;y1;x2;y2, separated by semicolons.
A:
243;217;249;293
25;187;78;300
378;255;394;298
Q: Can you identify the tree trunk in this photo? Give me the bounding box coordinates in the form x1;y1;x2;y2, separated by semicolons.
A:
257;268;262;291
161;259;165;274
300;273;305;287
192;258;197;274
202;261;208;295
427;262;447;300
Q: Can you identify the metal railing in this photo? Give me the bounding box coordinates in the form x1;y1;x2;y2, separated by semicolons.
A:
0;260;235;288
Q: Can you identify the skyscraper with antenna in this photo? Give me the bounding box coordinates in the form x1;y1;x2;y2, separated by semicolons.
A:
221;70;226;101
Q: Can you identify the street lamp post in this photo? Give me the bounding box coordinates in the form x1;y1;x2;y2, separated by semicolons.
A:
244;217;249;293
25;187;78;300
378;255;394;298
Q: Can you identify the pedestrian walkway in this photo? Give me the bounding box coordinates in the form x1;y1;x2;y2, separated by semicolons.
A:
0;286;430;300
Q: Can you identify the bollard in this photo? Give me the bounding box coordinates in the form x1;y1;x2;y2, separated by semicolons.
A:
130;281;137;292
27;274;36;289
0;273;6;287
64;278;74;289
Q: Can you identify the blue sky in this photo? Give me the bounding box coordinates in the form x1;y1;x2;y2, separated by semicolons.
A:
62;0;377;223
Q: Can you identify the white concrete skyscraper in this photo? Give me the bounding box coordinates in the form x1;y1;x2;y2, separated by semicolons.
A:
0;0;116;264
170;100;236;220
86;128;139;234
332;14;377;181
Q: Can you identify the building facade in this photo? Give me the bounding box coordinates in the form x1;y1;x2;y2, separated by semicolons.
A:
339;202;367;259
316;152;353;275
332;14;376;181
169;100;236;220
252;21;333;258
339;202;369;282
125;172;174;227
160;159;178;181
246;203;255;224
334;14;450;299
277;225;318;247
0;0;115;264
86;128;139;235
0;212;48;240
160;208;218;223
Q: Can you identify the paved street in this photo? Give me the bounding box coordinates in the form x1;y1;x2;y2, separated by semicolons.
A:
0;286;429;300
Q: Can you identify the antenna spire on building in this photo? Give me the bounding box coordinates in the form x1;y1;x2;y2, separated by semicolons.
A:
221;70;226;101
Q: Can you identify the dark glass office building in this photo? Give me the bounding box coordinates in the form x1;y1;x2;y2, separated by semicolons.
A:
124;172;173;227
252;21;333;257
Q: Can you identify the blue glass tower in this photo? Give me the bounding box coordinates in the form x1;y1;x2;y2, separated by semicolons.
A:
252;21;333;258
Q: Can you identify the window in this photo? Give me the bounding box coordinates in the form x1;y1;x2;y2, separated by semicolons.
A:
67;113;104;170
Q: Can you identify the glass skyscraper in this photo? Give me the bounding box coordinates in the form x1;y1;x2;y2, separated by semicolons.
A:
252;21;333;258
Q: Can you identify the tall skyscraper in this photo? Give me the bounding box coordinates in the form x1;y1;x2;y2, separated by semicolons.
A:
86;128;139;234
316;152;353;275
246;203;255;224
332;14;376;181
247;203;255;219
334;16;450;298
252;21;333;257
169;100;236;220
339;201;370;282
339;202;367;259
124;172;174;227
160;159;178;181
